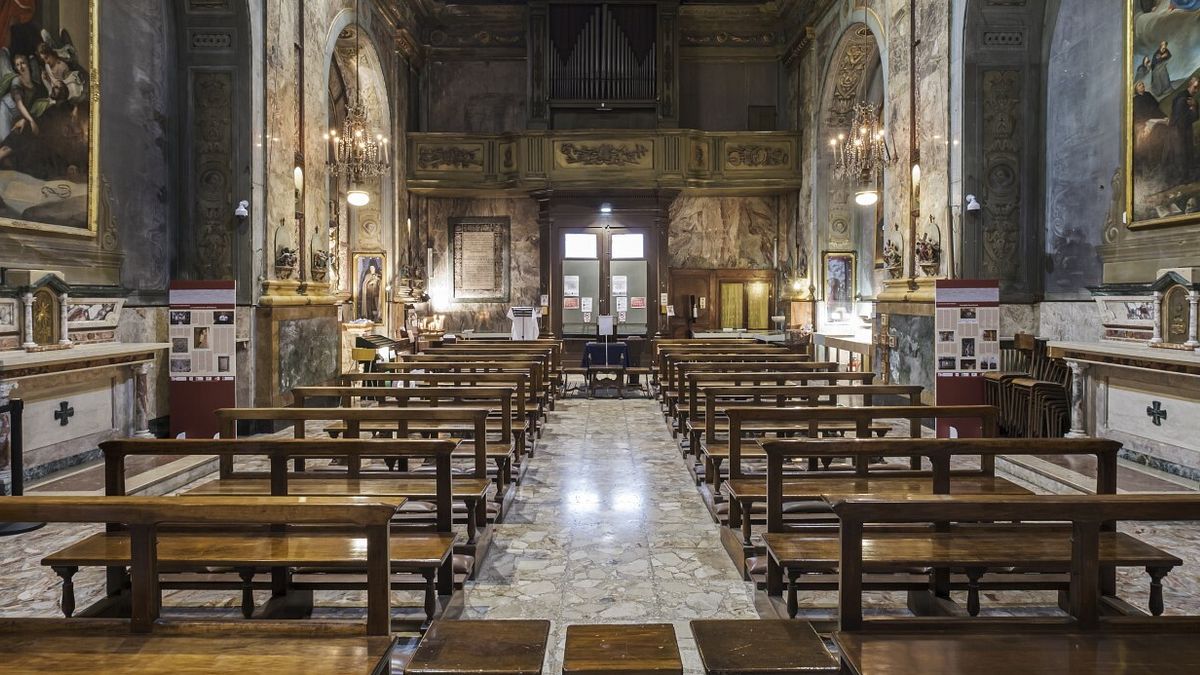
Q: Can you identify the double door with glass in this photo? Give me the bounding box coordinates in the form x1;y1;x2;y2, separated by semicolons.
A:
559;228;651;336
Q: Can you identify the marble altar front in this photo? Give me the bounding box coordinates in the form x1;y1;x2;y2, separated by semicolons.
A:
0;342;169;493
1050;341;1200;485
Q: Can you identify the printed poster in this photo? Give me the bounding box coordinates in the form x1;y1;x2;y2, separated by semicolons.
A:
612;275;628;296
564;275;580;297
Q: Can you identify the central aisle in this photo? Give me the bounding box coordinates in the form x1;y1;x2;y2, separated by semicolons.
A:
461;397;759;671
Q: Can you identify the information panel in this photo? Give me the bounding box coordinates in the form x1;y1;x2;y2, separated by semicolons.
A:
934;280;1000;438
169;281;236;438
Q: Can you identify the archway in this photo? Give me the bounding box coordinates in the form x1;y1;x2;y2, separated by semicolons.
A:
812;20;886;330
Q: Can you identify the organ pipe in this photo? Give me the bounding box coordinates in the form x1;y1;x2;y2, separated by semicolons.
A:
547;3;656;103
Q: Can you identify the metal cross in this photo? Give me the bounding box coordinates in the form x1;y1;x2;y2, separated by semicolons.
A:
1146;401;1167;427
54;401;75;427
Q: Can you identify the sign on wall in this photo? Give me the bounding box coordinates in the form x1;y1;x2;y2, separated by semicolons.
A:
450;217;510;302
169;281;236;438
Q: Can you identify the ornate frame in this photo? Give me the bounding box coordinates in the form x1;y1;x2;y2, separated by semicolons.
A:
449;216;510;303
0;0;101;237
822;250;856;322
1125;0;1200;231
351;250;387;326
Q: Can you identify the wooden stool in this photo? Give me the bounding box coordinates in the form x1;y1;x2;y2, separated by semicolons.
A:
690;620;838;674
563;623;682;674
405;619;550;675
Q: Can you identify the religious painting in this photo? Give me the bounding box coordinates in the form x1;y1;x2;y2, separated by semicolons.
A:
1127;0;1200;229
0;1;99;237
352;251;386;325
822;251;855;322
449;217;510;303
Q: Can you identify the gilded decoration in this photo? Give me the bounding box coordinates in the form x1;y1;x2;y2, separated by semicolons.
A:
0;0;101;238
417;144;484;171
725;144;790;169
556;141;651;169
31;289;57;345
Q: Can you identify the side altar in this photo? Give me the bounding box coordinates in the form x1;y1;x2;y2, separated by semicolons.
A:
1049;340;1200;485
1;270;168;493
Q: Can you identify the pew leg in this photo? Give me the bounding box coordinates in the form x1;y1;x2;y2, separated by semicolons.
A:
740;505;753;548
423;569;437;628
1148;567;1170;616
438;557;454;597
787;571;799;619
466;504;478;545
965;567;986;617
238;568;255;619
767;557;783;597
53;566;78;617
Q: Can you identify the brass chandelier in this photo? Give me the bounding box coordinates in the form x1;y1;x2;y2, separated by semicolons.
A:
831;102;894;206
326;0;389;207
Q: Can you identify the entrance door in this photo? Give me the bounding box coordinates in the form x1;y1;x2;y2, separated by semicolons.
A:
557;227;652;337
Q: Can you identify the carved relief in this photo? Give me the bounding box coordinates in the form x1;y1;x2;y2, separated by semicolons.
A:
659;13;676;121
725;144;790;169
193;71;233;280
557;142;651;168
529;10;548;123
430;29;523;48
826;26;877;129
681;31;775;47
981;69;1021;281
417;144;484;170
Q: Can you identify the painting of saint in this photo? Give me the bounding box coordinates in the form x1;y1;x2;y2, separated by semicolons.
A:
1128;1;1200;228
822;252;855;322
353;252;386;324
0;1;96;235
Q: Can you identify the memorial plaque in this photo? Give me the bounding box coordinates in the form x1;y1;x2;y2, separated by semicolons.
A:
450;217;510;302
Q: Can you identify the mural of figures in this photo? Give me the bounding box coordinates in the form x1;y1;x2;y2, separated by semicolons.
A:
1128;1;1200;227
0;1;95;234
353;252;385;324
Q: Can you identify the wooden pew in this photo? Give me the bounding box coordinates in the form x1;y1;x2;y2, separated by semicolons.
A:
828;494;1195;630
664;359;835;431
377;360;548;437
6;496;402;634
214;407;493;562
759;438;1180;621
293;385;523;511
336;370;537;455
50;438;461;626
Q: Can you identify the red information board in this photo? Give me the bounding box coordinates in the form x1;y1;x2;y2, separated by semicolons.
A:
934;280;1000;438
168;281;236;438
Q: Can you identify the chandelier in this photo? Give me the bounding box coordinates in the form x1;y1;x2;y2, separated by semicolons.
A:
326;0;389;207
831;102;894;206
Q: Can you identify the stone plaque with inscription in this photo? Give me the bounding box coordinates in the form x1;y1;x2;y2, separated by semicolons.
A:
451;217;510;302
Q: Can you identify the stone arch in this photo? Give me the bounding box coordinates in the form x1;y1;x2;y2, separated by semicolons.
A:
321;9;394;296
812;19;886;324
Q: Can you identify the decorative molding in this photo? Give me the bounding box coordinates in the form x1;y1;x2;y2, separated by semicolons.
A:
557;142;651;168
826;26;878;129
681;31;776;47
192;71;234;280
416;144;484;171
980;69;1021;284
725;144;790;169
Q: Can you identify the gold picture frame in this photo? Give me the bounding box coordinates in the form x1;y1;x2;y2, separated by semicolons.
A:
1125;0;1200;231
0;0;101;238
351;251;387;326
822;251;856;322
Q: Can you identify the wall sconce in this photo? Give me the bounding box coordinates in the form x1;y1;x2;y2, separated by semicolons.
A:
965;194;982;213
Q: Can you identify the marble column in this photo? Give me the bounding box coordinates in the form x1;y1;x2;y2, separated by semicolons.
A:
21;292;34;349
1186;290;1199;349
1150;291;1163;344
1065;360;1089;439
59;293;72;346
0;381;17;492
132;362;154;438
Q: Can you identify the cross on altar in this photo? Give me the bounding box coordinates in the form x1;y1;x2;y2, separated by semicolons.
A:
1146;401;1167;427
54;401;74;427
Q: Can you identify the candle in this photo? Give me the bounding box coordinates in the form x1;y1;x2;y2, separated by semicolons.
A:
427;246;433;279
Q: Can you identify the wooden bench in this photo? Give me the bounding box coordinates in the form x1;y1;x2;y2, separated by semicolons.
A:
826;494;1200;675
378;360;549;437
52;438;463;626
689;619;838;674
563;623;683;674
4;496;402;635
404;619;552;674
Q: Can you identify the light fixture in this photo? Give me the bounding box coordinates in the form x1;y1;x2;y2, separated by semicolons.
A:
326;0;389;208
854;189;880;207
347;189;370;207
599;203;613;214
832;101;894;207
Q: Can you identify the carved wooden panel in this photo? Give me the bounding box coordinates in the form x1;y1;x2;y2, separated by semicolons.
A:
192;71;234;280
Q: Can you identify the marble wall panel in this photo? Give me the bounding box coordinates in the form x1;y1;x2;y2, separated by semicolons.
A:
1000;303;1038;337
425;197;541;333
1038;301;1102;343
887;313;934;396
1043;0;1120;299
668;196;779;269
278;316;340;391
428;61;527;134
